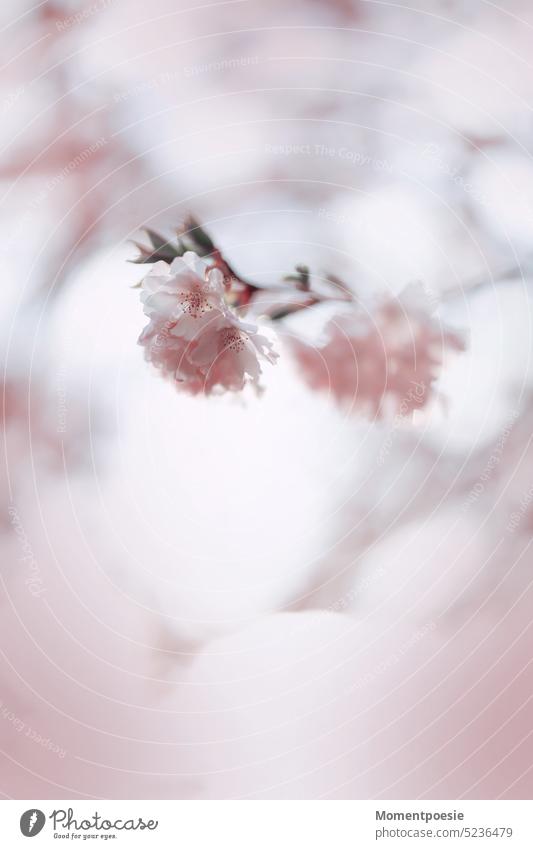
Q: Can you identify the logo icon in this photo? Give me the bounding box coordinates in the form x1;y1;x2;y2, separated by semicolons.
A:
20;809;46;837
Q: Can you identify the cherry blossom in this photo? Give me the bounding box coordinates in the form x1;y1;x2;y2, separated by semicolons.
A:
138;252;277;394
288;290;465;417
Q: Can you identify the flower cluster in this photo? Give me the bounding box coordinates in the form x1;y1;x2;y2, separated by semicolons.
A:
134;221;465;413
138;252;278;395
288;289;465;418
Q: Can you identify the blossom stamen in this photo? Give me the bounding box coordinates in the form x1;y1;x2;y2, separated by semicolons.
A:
179;289;211;318
221;328;246;353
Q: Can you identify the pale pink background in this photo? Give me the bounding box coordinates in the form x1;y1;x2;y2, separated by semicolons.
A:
1;0;533;798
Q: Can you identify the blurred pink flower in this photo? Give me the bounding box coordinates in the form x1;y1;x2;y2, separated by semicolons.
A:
138;252;277;394
289;289;465;417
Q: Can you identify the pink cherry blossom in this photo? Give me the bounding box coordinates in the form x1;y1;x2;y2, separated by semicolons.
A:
138;252;277;394
288;290;464;418
189;315;278;394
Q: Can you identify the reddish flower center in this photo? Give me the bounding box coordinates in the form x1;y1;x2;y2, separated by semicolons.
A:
179;288;210;318
221;328;246;353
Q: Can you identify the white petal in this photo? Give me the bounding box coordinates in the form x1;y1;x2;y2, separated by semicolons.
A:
140;290;179;319
181;251;208;280
207;266;225;293
141;261;171;291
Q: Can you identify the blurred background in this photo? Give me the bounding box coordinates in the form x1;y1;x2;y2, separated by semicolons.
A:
1;0;533;799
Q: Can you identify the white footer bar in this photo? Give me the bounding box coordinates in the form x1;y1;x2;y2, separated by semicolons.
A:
1;800;532;847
